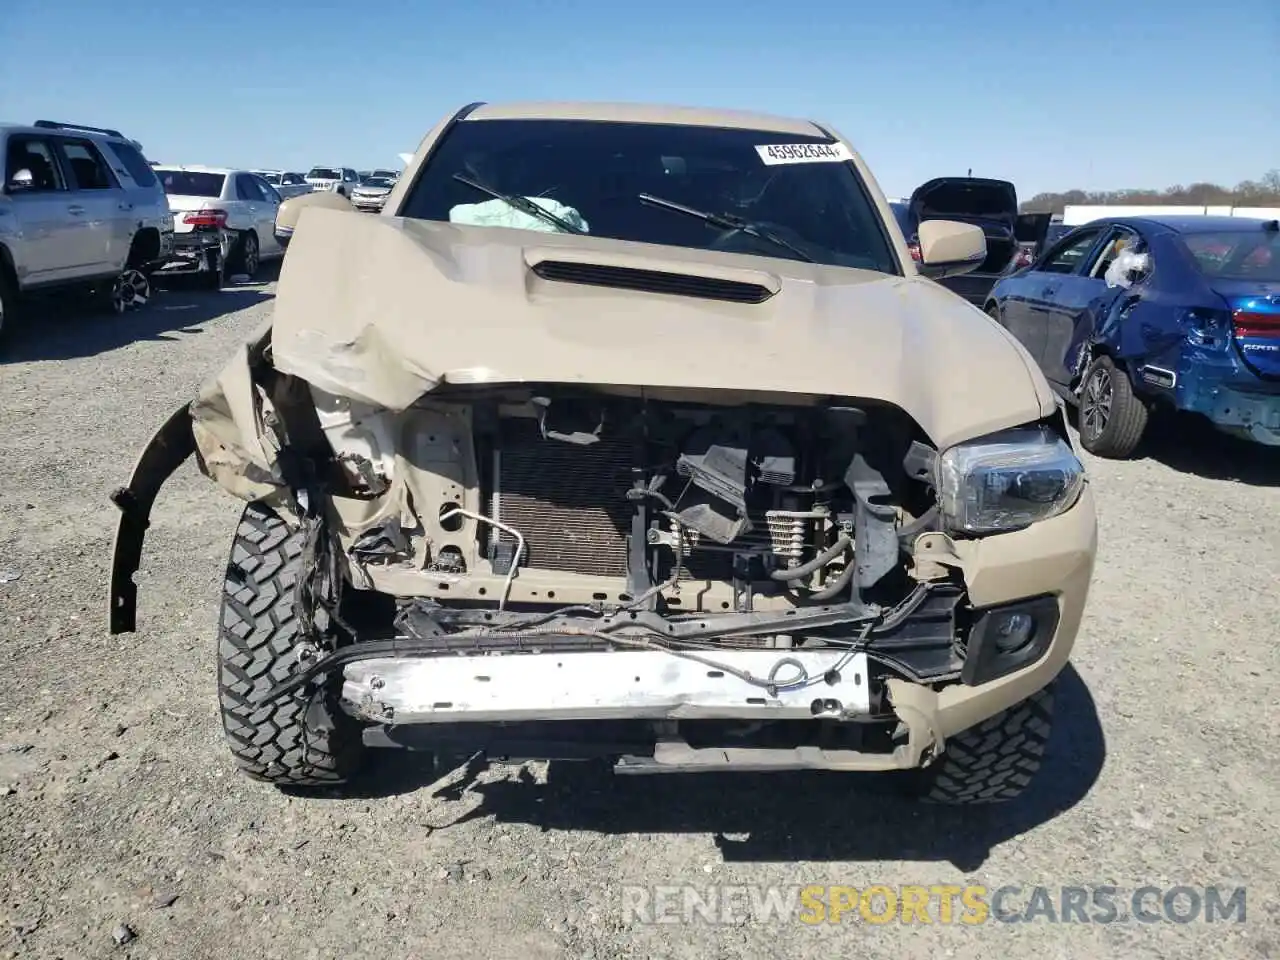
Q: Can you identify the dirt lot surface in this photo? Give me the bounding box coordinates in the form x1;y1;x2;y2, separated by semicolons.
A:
1;275;1278;960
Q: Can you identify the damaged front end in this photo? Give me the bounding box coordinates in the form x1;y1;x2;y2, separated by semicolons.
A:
111;320;1093;774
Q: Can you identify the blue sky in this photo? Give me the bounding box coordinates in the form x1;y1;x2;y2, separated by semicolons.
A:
2;0;1276;199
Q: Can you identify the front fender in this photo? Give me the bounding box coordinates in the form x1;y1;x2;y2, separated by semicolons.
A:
108;403;198;634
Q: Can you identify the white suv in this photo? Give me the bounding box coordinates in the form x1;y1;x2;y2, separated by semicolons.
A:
0;120;175;342
152;166;288;280
304;166;359;197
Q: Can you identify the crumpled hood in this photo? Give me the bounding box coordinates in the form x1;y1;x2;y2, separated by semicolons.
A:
270;208;1056;449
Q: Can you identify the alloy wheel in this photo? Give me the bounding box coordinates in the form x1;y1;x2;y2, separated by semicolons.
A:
1081;365;1113;440
111;270;150;313
243;235;260;276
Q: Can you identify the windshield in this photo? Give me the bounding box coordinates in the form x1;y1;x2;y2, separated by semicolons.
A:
258;172;282;185
371;169;398;180
1183;230;1280;282
361;178;394;188
400;119;898;272
155;170;225;198
307;167;339;180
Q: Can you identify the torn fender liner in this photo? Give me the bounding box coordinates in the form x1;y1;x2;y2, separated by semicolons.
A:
109;321;294;634
109;403;198;634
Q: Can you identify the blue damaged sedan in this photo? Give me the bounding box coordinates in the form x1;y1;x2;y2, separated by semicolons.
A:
985;215;1280;458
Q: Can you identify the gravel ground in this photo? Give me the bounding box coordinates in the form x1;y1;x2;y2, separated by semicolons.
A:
1;274;1277;960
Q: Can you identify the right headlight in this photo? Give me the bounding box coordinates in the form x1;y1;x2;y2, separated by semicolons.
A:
936;425;1086;534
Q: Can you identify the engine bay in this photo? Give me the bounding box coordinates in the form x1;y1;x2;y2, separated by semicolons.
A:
317;384;944;617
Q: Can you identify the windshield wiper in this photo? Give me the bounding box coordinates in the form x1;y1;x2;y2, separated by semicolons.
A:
637;193;815;263
453;173;585;235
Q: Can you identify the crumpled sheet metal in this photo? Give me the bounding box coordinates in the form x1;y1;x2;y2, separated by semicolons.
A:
188;319;288;507
264;206;1056;448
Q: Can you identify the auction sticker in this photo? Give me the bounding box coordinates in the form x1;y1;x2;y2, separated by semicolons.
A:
755;142;853;165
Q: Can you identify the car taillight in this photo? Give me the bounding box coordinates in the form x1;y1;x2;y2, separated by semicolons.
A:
1012;245;1035;269
183;209;227;228
907;240;922;262
1232;310;1280;338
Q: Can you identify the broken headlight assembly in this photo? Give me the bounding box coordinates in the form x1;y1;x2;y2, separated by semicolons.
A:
935;425;1085;534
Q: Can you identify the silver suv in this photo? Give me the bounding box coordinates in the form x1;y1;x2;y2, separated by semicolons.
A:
0;120;175;343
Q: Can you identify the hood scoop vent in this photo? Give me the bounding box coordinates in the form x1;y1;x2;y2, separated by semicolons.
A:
531;259;775;304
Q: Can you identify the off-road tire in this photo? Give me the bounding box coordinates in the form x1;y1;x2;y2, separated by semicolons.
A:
915;684;1054;804
217;502;364;787
1078;355;1148;458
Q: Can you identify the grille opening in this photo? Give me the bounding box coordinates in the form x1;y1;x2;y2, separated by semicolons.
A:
489;417;632;576
532;260;774;304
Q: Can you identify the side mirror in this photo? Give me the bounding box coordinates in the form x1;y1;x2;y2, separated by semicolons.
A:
915;219;986;279
6;169;35;192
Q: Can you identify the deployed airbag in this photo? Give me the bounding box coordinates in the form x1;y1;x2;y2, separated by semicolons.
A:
449;197;590;234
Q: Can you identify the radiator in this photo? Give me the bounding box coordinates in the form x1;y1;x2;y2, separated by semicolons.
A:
490;417;633;577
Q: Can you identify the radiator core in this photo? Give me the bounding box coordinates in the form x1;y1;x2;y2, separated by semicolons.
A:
490;417;633;577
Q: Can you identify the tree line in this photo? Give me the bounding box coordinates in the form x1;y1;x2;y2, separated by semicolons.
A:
1020;170;1280;214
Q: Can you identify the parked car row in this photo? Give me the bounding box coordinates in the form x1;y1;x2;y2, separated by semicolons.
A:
306;165;400;197
0;115;407;344
149;165;291;288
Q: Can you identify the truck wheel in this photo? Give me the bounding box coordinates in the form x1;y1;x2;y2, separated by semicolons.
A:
1078;355;1147;458
913;684;1054;804
218;502;365;787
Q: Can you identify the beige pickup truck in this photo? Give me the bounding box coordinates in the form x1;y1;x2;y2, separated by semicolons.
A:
109;101;1096;805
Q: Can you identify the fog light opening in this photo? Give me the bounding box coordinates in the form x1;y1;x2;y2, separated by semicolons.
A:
992;611;1035;654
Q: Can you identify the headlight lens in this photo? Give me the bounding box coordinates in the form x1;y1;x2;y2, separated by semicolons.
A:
936;426;1085;534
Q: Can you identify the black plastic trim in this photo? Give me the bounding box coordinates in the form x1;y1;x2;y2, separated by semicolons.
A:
531;260;775;304
960;594;1060;686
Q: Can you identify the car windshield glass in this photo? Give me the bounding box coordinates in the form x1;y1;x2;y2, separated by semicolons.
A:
400;118;898;272
259;173;282;184
372;170;398;179
156;170;225;197
361;178;393;188
307;168;339;179
1182;230;1280;282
